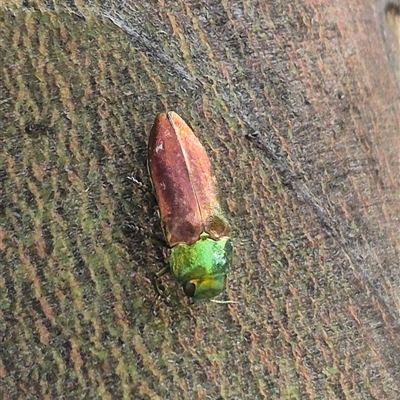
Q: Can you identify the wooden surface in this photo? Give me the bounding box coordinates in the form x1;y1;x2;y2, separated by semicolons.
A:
1;1;400;399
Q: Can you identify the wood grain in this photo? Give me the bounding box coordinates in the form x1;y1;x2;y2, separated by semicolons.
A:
1;1;399;399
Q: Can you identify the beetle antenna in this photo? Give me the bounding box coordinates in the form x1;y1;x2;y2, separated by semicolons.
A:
210;299;237;304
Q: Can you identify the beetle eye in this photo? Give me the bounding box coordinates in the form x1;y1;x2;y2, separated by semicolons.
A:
183;282;196;297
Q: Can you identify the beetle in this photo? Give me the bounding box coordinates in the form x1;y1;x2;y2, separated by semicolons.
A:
148;111;233;300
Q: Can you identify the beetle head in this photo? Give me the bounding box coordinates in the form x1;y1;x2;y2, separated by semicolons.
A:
170;234;233;300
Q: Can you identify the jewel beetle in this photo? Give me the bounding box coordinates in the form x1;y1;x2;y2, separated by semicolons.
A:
148;111;233;300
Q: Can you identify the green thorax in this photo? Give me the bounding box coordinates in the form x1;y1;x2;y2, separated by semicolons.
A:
169;232;233;300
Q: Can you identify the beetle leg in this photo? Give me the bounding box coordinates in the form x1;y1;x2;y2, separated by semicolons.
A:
150;265;170;297
126;174;156;206
127;175;149;192
154;265;169;278
150;273;164;297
